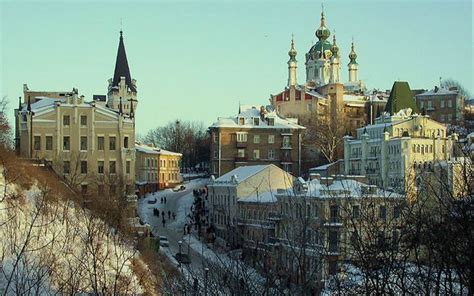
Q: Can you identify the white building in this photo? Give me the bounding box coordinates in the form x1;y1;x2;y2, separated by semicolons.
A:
207;164;294;246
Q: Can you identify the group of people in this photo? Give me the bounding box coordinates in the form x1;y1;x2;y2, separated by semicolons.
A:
152;208;176;227
160;197;167;204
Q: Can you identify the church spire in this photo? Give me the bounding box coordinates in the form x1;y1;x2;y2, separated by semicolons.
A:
112;30;135;92
287;35;298;87
348;39;359;83
315;4;330;41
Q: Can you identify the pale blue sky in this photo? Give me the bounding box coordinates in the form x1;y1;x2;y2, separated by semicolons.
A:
1;0;472;135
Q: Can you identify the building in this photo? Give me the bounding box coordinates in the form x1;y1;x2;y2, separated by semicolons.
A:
343;82;456;194
207;164;294;247
14;31;137;197
135;144;182;196
209;105;306;177
272;176;404;285
269;8;385;138
415;85;465;125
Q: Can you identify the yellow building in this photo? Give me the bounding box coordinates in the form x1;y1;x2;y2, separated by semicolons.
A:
135;143;182;195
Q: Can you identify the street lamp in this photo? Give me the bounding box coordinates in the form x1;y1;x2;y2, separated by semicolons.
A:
204;267;209;296
178;240;183;267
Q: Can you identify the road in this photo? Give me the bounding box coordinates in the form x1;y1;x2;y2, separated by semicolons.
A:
137;179;209;273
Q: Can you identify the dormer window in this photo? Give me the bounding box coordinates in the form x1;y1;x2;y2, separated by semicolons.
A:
253;118;260;126
267;118;275;126
238;117;245;125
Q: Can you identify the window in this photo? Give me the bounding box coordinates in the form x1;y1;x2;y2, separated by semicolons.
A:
267;118;275;126
352;205;360;219
46;136;53;150
63;161;70;174
109;137;116;150
379;205;387;220
330;205;339;223
80;115;87;126
440;100;445;108
237;149;245;157
109;161;116;174
81;184;88;195
236;133;247;142
253;149;260;160
448;100;452;108
63;115;70;126
253;135;260;144
213;133;218;143
81;161;87;174
268;135;275;144
253;118;259;125
329;231;338;253
63;136;70;151
282;136;291;148
393;206;400;219
238;117;245;125
97;136;104;150
124;136;129;148
80;136;87;151
268;149;275;159
126;160;131;174
98;161;104;174
34;136;41;150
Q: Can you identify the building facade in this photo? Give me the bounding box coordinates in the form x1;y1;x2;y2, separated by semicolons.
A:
14;31;138;197
209;105;305;177
415;85;465;125
135;144;182;196
207;164;294;247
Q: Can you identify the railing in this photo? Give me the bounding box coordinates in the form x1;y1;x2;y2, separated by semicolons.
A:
236;142;247;148
281;145;292;150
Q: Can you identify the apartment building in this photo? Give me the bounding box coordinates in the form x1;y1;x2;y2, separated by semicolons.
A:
209;105;305;177
415;86;465;125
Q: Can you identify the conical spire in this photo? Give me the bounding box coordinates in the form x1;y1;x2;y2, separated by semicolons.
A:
315;4;331;41
330;33;339;58
112;31;136;92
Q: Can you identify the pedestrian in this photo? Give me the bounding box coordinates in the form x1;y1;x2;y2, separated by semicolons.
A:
160;197;163;204
162;210;165;217
184;223;187;235
164;197;167;204
162;217;166;227
168;210;171;219
172;212;176;220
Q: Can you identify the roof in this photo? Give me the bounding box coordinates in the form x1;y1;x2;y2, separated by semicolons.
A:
277;178;404;199
213;165;270;184
21;97;66;112
237;190;277;203
135;144;182;156
112;31;136;92
210;105;305;129
384;81;419;115
416;87;459;97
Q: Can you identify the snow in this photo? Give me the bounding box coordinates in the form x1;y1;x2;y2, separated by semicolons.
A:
237;190;277;203
135;143;182;156
213;165;270;184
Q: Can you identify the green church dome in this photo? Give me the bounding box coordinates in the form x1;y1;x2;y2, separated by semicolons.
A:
308;40;332;60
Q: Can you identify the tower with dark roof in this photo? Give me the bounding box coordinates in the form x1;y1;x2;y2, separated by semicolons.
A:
384;81;419;115
107;30;137;116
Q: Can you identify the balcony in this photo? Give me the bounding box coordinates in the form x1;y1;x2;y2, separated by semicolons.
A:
324;217;343;227
280;145;292;150
236;141;247;148
268;213;282;221
235;156;248;162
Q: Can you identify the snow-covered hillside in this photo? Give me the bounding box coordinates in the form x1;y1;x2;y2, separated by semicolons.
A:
0;165;154;295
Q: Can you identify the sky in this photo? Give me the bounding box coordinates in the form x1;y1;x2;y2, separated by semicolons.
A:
1;0;472;135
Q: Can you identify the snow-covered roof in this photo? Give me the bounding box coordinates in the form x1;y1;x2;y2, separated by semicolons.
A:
135;144;182;156
237;190;277;203
213;165;270;185
417;87;458;97
20;97;66;112
210;104;305;129
277;178;403;199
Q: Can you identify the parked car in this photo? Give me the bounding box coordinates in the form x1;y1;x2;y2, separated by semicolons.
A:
159;236;170;247
175;252;191;264
173;185;186;192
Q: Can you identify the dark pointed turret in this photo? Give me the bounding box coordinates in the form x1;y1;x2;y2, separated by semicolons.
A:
112;31;136;92
384;81;419;115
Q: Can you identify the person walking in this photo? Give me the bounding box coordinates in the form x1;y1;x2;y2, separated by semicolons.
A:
172;212;176;220
162;210;165;218
168;210;171;219
160;197;163;204
164;197;167;204
162;217;166;227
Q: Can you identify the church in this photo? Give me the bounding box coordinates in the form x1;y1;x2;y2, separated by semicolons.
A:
14;31;138;198
270;8;387;133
